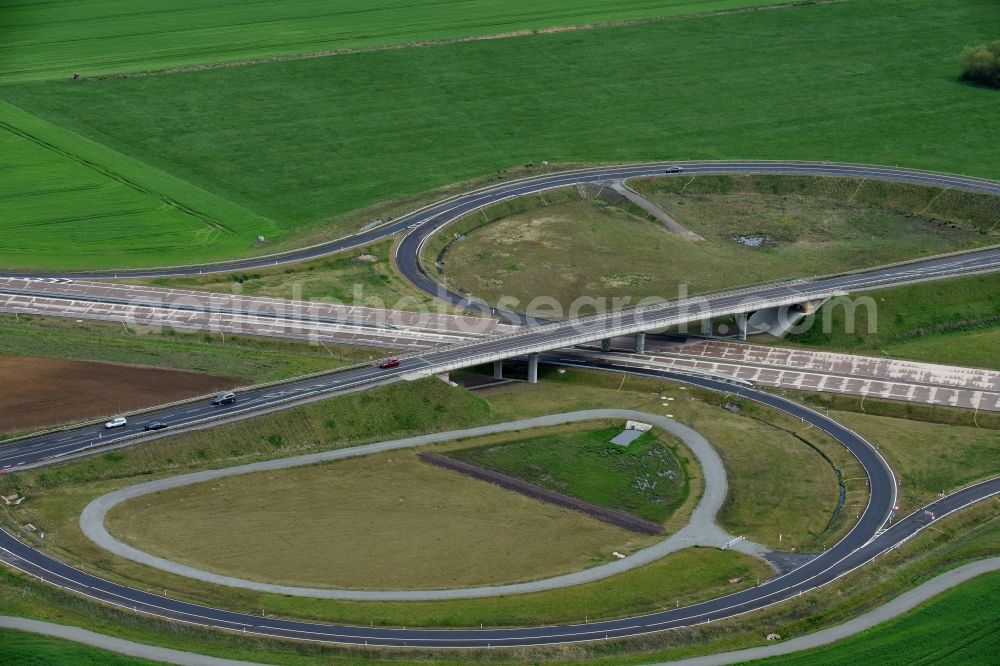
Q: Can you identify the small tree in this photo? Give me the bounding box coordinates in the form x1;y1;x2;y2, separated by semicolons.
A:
960;41;1000;89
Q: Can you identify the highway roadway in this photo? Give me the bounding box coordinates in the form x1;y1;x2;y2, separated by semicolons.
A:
2;161;999;647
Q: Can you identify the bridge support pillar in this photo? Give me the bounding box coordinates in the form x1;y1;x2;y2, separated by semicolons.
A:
701;318;713;337
527;353;539;384
736;313;749;341
601;338;612;352
635;332;646;354
493;360;503;380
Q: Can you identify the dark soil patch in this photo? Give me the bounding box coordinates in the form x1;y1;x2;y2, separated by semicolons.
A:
0;355;236;435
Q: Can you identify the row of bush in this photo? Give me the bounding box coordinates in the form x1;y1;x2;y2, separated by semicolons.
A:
960;41;1000;89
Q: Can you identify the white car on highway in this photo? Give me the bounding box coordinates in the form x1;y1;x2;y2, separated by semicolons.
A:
104;417;127;429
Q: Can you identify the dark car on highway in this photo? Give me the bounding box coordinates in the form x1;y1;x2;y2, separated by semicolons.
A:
211;391;236;405
144;421;168;431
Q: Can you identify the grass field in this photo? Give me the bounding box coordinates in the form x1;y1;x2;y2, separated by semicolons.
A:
446;425;689;524
0;0;787;83
107;441;647;590
0;629;155;666
830;411;1000;512
0;101;278;270
433;176;997;311
138;238;453;312
1;0;998;269
779;272;1000;370
753;571;1000;666
0;314;382;385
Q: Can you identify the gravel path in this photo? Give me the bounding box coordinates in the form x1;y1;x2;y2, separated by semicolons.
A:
4;557;997;666
80;409;765;601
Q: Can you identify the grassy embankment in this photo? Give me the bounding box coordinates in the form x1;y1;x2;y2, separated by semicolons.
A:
4;566;998;666
776;272;1000;370
107;422;662;590
428;176;999;311
1;0;998;269
445;425;690;524
0;628;159;666
752;570;1000;666
0;0;787;83
135;238;456;313
0;314;383;384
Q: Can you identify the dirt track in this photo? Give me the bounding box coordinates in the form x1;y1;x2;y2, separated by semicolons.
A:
0;355;235;435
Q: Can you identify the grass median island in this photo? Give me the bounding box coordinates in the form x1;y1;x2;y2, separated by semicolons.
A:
430;176;999;313
2;0;998;269
5;368;999;659
777;272;1000;370
444;425;689;524
752;571;1000;666
0;496;995;665
106;440;649;590
829;411;1000;513
137;239;454;313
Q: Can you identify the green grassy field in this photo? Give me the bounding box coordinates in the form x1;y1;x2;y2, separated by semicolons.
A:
1;0;998;269
0;629;158;666
107;437;649;590
779;272;1000;369
0;0;787;83
0;101;278;270
752;571;1000;666
432;177;997;311
446;425;689;523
